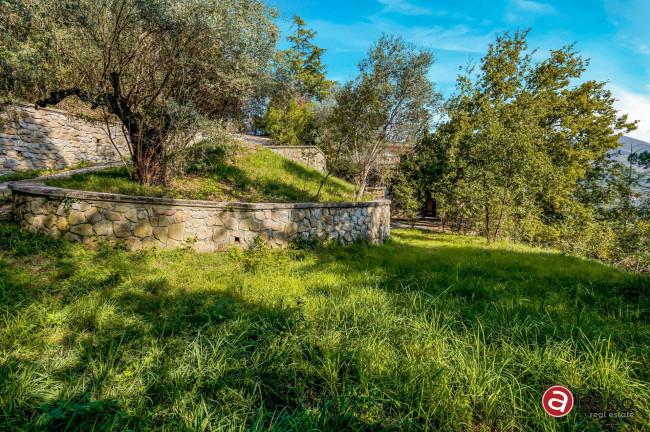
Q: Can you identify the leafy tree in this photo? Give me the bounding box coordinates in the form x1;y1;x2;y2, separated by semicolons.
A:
284;15;333;104
325;34;438;201
3;0;279;185
261;98;316;146
260;15;332;145
416;30;635;241
389;158;422;227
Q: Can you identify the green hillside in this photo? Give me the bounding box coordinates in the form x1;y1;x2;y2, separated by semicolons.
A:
45;146;368;203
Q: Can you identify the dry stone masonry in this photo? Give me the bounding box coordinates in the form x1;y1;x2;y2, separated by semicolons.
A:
11;183;391;251
0;102;128;174
264;145;327;172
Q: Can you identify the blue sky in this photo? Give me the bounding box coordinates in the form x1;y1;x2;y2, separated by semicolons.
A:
269;0;650;141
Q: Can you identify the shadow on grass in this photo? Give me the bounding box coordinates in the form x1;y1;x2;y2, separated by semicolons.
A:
294;229;650;345
0;222;404;431
1;223;649;431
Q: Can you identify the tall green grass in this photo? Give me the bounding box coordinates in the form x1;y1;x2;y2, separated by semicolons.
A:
45;147;366;203
0;224;648;431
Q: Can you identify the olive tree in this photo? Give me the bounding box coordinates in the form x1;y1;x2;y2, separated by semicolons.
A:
3;0;279;185
324;34;439;200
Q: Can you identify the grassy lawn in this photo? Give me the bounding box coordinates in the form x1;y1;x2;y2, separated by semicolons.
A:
0;223;648;431
45;147;366;203
0;161;99;183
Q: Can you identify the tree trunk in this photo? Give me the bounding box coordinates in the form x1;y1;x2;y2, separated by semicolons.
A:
355;166;371;202
129;131;167;186
484;203;491;243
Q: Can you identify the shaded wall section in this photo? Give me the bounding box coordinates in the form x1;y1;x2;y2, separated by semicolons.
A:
0;102;128;174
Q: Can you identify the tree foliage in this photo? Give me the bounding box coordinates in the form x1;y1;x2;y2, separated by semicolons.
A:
284;15;332;105
414;30;636;241
259;15;332;146
2;0;279;185
323;34;439;200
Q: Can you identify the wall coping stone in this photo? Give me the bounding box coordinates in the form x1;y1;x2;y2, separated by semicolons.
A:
10;182;390;211
2;100;98;118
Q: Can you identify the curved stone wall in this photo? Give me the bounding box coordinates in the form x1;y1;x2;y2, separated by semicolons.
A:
10;183;390;251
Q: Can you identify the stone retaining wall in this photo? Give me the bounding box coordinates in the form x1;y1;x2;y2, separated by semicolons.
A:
10;183;390;252
264;145;327;172
0;102;128;174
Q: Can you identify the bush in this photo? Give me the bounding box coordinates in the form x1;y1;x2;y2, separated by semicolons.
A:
389;173;422;227
260;98;317;146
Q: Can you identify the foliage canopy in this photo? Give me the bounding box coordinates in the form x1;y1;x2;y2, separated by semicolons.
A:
2;0;279;185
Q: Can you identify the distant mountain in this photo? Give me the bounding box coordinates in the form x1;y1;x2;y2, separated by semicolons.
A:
611;136;650;195
613;136;650;165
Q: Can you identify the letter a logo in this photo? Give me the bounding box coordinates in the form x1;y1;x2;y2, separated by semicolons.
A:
542;386;574;418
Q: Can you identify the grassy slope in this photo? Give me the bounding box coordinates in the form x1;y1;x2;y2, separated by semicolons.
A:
0;160;98;183
0;225;648;431
44;147;366;203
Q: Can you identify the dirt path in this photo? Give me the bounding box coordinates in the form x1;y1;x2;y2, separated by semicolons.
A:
390;217;441;231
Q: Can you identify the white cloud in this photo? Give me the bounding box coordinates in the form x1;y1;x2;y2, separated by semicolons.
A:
612;86;650;142
408;24;496;53
514;0;556;14
311;16;496;55
376;0;437;16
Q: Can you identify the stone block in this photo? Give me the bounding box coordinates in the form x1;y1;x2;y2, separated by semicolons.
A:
239;218;261;231
158;215;173;227
195;227;212;240
103;210;122;221
224;217;239;230
284;222;298;235
70;224;93;236
134;220;153;238
290;210;303;222
57;216;69;231
113;221;132;238
68;211;87;225
63;232;82;243
298;221;311;233
166;239;183;250
43;214;57;228
153;227;168;243
212;227;228;243
142;237;159;249
207;217;223;226
168;223;184;241
124;238;143;251
174;210;191;223
85;208;102;223
94;222;113;236
124;208;138;222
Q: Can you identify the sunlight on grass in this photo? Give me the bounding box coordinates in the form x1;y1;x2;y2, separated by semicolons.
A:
0;226;648;431
0;160;98;182
44;147;368;203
